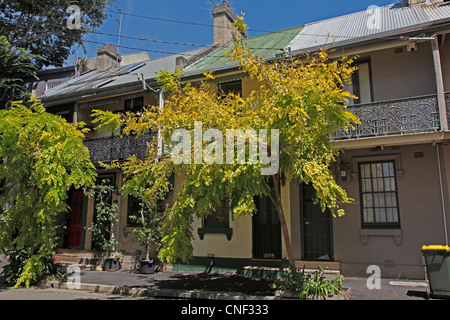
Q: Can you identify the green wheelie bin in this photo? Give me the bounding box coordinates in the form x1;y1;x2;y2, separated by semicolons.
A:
422;245;450;299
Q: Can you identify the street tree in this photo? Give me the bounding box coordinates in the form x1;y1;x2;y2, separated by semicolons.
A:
0;99;96;287
0;0;116;68
92;18;359;268
0;36;39;108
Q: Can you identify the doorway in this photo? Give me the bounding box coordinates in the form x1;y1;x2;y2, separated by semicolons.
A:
67;190;84;248
301;184;334;261
252;195;282;259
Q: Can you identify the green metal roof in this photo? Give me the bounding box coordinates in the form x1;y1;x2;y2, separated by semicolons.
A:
186;25;304;73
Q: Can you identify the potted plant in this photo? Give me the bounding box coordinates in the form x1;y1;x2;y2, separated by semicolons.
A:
129;200;164;274
86;179;121;271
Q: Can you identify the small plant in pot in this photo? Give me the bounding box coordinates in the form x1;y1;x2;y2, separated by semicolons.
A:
129;199;164;274
86;179;121;271
121;161;173;274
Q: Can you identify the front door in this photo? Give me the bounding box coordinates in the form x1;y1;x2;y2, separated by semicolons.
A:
252;196;282;259
67;190;84;248
301;184;334;260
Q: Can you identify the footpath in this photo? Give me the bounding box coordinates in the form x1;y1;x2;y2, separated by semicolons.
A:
0;261;431;300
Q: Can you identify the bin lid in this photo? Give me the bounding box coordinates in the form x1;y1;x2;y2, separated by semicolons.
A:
422;245;450;251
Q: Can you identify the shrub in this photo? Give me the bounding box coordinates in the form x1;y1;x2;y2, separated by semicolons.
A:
272;266;344;300
1;249;63;287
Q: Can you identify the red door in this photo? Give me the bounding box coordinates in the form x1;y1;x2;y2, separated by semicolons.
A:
68;190;83;248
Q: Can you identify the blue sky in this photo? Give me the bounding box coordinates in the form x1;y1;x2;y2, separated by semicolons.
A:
66;0;397;66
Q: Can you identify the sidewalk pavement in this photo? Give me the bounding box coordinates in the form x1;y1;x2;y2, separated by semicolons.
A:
39;266;431;300
1;261;431;300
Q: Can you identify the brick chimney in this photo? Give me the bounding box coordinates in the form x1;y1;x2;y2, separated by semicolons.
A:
212;2;245;46
96;44;122;71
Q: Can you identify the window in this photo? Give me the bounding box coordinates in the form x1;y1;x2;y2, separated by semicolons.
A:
197;197;233;240
127;195;143;227
359;161;400;228
124;96;144;113
46;104;74;123
218;80;242;97
204;198;230;228
343;60;373;105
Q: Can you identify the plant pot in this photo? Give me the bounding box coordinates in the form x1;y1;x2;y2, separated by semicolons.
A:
139;259;154;274
103;258;121;272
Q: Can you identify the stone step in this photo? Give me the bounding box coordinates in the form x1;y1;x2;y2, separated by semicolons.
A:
52;250;137;271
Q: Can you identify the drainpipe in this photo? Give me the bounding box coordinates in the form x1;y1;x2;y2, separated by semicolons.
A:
136;73;165;159
436;143;449;246
431;36;449;245
157;89;164;159
431;36;448;132
73;103;78;125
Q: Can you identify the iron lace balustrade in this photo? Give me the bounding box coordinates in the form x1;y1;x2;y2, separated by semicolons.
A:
84;133;156;164
333;94;440;140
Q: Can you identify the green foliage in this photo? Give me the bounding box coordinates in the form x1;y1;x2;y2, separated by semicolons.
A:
272;266;308;292
299;267;344;300
86;179;119;257
90;109;122;134
0;36;40;107
0;99;96;287
0;0;116;68
272;266;344;300
1;249;63;288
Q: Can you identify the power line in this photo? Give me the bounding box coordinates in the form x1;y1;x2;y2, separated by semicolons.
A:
104;8;353;39
0;18;288;54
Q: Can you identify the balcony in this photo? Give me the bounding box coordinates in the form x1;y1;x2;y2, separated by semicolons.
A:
333;94;440;140
84;133;156;164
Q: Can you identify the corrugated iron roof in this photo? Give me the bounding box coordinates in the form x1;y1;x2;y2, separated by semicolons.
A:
289;2;450;53
43;46;213;99
185;25;304;72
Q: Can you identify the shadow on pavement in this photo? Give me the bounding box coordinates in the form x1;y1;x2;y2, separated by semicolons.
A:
146;272;276;296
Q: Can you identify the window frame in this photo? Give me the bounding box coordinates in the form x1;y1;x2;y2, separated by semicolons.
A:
345;58;374;105
358;160;401;229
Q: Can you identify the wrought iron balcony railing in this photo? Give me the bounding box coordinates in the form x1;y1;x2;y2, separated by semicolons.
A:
84;133;155;164
333;94;440;140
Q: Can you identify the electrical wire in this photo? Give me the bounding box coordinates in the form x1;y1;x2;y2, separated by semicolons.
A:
0;18;289;58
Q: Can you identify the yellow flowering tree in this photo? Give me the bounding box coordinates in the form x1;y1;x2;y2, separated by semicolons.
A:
92;19;359;268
